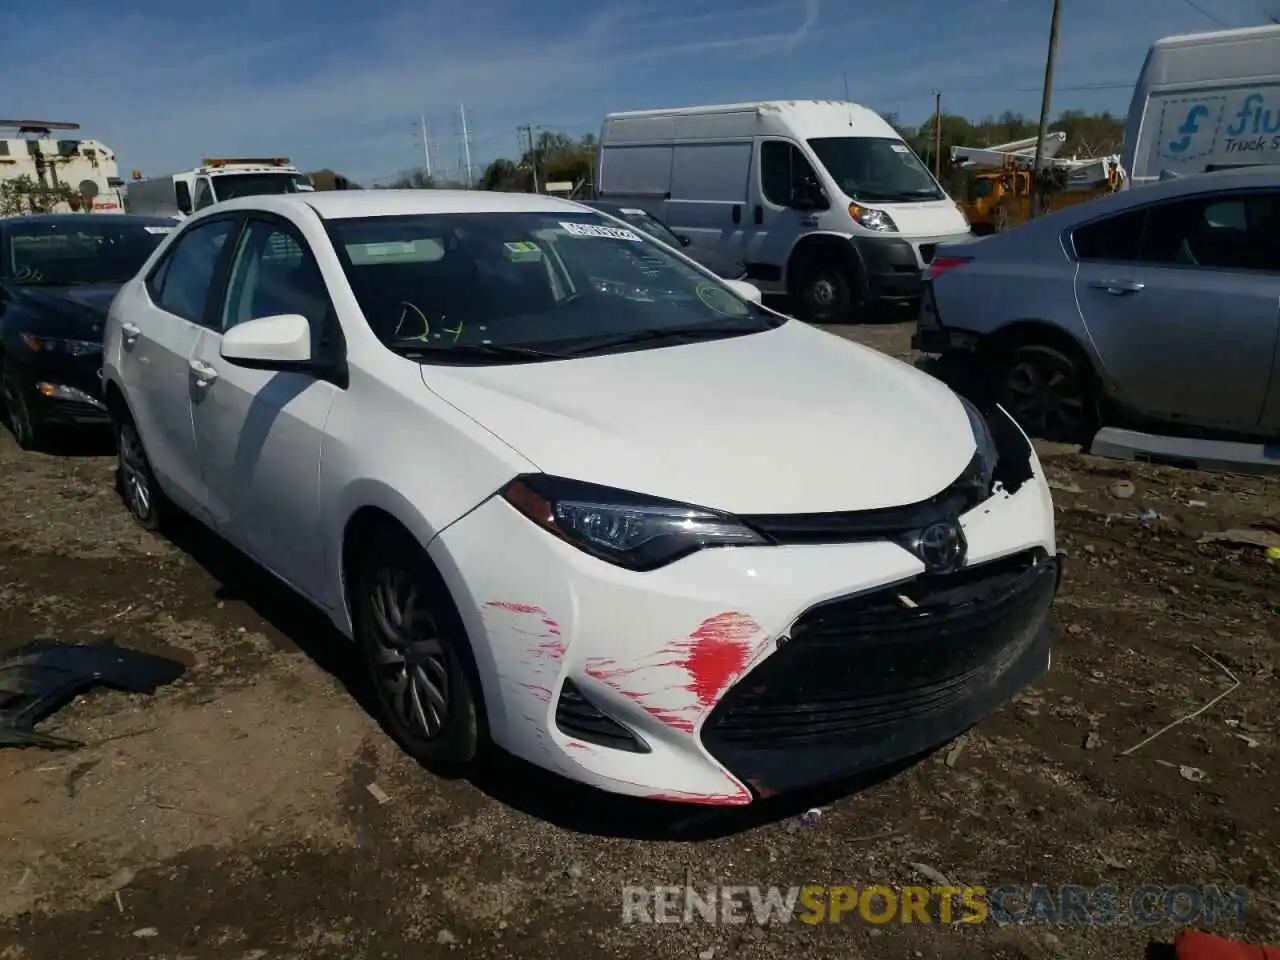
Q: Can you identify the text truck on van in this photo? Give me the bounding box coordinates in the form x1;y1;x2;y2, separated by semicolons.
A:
595;100;974;324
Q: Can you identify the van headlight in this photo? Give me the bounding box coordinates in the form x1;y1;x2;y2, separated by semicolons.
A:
849;203;898;232
502;474;770;571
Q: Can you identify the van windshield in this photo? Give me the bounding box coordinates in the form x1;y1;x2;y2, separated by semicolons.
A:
211;173;310;201
808;137;944;203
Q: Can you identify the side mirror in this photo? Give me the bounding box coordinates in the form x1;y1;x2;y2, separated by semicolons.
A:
677;234;692;247
220;313;312;369
724;279;762;304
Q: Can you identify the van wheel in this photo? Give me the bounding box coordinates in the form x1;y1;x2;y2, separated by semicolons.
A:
793;255;854;324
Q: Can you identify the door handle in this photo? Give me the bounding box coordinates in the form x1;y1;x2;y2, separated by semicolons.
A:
753;205;763;225
1089;278;1145;295
732;205;741;224
121;321;141;342
188;359;218;386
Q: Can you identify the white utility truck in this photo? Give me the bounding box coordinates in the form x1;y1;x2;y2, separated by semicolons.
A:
0;119;126;214
124;157;313;220
1121;23;1280;187
595;100;973;323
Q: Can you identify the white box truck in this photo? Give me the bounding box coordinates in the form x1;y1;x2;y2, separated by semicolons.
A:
0;120;126;214
595;100;973;323
124;157;313;220
1120;24;1280;188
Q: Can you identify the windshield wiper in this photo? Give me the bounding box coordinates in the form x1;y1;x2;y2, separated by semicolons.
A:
385;340;570;362
557;323;762;356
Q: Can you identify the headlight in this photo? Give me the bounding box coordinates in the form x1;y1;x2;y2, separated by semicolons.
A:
959;395;998;492
20;333;101;356
502;474;770;571
848;203;898;233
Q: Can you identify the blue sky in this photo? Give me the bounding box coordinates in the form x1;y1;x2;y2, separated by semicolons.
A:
1;0;1275;186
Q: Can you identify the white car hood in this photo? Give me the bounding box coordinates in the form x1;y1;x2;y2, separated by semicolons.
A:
421;321;977;515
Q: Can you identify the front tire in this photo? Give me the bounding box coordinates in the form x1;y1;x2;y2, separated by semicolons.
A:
1;358;43;451
114;414;170;530
354;533;484;768
793;254;856;324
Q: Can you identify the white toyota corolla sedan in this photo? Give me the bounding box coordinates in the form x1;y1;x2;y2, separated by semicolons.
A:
101;189;1060;805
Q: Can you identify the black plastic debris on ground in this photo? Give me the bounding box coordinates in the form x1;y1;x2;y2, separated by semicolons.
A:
0;640;185;749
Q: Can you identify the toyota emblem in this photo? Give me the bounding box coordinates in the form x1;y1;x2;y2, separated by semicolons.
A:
912;520;967;574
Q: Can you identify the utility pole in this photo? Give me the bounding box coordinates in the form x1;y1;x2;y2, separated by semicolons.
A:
1029;0;1062;219
931;90;943;179
419;114;432;178
518;124;541;194
459;103;473;189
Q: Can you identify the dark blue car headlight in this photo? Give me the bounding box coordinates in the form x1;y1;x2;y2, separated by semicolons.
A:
20;333;101;357
502;474;770;571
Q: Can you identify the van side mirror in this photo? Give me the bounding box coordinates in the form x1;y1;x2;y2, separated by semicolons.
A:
677;234;691;247
791;177;828;211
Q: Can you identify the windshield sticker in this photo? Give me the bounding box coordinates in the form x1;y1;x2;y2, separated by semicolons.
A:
503;240;543;262
696;282;749;317
143;226;174;234
560;221;643;241
619;207;646;215
889;143;910;153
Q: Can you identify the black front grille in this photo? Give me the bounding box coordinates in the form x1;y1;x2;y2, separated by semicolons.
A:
741;470;983;545
918;243;937;264
555;679;650;753
701;549;1056;749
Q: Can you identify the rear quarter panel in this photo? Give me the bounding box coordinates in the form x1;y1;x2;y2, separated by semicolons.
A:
930;221;1102;367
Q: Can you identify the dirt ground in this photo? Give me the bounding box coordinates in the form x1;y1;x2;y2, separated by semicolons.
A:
0;321;1277;960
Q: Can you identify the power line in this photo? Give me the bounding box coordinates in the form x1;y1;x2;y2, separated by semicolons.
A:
1179;0;1229;26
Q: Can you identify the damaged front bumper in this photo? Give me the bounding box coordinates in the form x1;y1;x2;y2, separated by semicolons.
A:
431;406;1059;804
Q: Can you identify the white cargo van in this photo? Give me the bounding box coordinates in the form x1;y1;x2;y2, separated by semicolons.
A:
595;100;972;323
1121;24;1280;188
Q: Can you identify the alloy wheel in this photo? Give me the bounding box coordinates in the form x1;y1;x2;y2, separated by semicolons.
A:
117;422;154;522
1002;355;1086;439
367;565;451;741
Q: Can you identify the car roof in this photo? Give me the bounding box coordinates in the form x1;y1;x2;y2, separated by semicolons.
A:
0;212;178;227
208;189;596;221
985;164;1280;245
1069;165;1280;221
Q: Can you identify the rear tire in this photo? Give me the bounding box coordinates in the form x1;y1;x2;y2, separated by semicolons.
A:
353;531;485;768
994;343;1098;445
113;412;171;531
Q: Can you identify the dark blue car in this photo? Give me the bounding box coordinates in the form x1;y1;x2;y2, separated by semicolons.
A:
0;213;176;449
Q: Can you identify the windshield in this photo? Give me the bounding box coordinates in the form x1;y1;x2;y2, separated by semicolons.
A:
326;211;779;362
6;220;171;285
808;137;944;203
211;173;310;202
